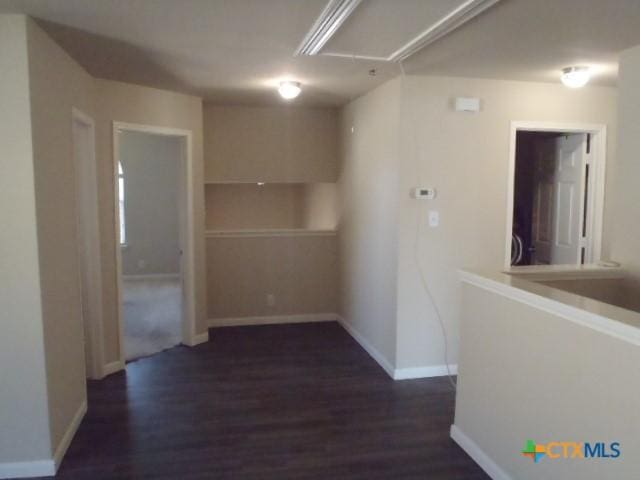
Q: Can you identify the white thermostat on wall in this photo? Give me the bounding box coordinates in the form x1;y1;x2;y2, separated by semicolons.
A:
411;187;436;200
454;97;480;112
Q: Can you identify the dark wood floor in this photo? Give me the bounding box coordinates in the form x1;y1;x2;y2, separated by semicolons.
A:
48;322;488;479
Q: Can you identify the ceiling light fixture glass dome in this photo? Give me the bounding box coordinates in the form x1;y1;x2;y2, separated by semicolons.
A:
561;66;590;88
278;81;301;99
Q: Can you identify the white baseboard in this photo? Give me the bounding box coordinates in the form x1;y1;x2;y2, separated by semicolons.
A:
102;360;125;377
336;316;395;379
0;460;55;479
185;331;209;346
0;402;87;478
450;425;512;480
53;400;87;469
209;313;339;328
393;364;458;380
122;273;180;281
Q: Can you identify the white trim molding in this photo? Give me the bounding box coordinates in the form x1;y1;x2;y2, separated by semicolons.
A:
320;0;501;63
295;0;363;55
450;425;512;480
393;364;458;380
336;317;458;380
0;401;87;479
336;317;395;378
53;400;87;469
185;330;210;346
210;313;339;328
122;273;181;281
389;0;501;62
505;121;607;269
72;107;105;381
112;121;197;367
0;460;56;479
205;229;336;238
102;360;125;377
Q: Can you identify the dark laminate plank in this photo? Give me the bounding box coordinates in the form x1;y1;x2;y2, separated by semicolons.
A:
42;322;488;479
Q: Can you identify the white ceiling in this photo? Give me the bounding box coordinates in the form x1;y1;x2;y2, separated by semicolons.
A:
404;0;640;86
323;0;467;59
1;0;640;106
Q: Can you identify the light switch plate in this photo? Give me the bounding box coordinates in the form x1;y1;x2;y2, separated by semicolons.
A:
429;211;439;227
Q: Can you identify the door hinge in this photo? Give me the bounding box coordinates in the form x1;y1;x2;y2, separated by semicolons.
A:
579;237;588;248
586;133;591;154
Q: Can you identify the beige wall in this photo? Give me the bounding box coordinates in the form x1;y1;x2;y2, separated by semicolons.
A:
204;104;340;322
609;45;640;288
338;78;402;367
26;14;95;458
205;183;339;231
120;131;181;276
204;105;339;183
302;183;339;230
207;235;338;320
0;15;53;464
395;75;618;370
94;79;206;362
338;75;617;373
455;282;639;479
1;17;209;469
206;183;307;230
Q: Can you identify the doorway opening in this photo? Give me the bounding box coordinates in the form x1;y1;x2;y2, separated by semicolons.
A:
506;122;606;268
113;123;196;363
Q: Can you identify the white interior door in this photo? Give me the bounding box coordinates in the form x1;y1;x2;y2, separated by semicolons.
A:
531;133;586;265
551;134;586;265
531;138;556;264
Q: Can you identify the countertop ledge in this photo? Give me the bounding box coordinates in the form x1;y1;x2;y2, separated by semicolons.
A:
503;263;625;281
459;268;640;347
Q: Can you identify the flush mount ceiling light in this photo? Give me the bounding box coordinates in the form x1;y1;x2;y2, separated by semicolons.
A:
561;66;591;88
278;81;302;100
295;0;363;56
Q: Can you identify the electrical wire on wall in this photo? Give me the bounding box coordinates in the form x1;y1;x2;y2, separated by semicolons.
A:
399;60;457;390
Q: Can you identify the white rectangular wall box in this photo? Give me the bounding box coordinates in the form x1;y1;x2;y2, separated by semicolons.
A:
454;97;481;112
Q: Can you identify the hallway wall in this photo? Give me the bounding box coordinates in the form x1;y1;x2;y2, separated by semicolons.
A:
0;15;53;467
26;15;95;462
395;75;617;371
609;44;640;288
338;78;402;372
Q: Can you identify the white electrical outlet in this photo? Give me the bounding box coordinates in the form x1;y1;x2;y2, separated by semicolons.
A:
428;211;439;227
266;294;276;307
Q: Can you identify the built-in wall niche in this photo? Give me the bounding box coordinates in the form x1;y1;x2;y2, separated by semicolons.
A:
205;182;338;233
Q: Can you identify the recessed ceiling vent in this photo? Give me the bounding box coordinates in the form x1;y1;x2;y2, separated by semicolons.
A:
295;0;363;56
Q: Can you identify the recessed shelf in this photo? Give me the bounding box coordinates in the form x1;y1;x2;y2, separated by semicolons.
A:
204;181;313;185
205;229;336;238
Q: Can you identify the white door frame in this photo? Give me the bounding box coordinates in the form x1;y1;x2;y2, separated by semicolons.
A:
72;108;105;379
112;121;197;366
505;121;607;269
